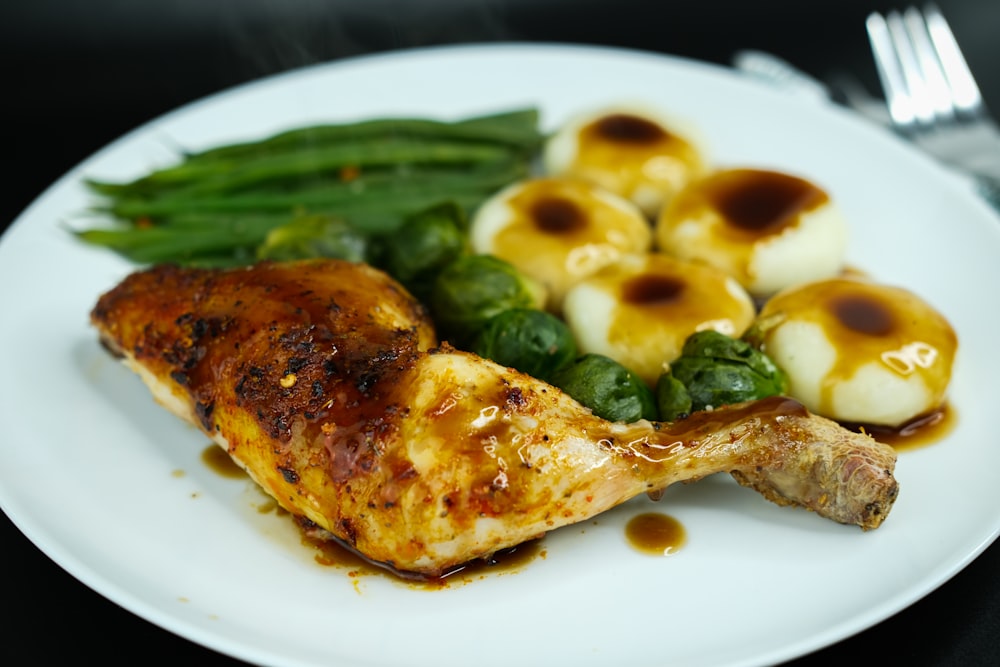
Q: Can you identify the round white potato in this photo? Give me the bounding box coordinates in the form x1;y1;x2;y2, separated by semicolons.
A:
562;253;757;386
655;168;849;298
543;104;707;218
469;176;652;313
754;276;957;427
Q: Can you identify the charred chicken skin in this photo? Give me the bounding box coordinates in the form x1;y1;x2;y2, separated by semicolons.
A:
91;258;899;578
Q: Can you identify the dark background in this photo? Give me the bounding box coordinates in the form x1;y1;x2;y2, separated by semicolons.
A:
2;1;998;665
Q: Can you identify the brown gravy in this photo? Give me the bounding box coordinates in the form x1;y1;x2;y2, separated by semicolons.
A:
573;111;704;204
200;444;245;479
199;443;545;587
710;169;828;235
666;168;829;242
625;512;687;556
844;402;956;452
757;277;957;429
302;526;545;589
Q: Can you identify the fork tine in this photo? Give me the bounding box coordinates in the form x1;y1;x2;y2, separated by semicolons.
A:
886;10;938;124
923;3;984;115
902;6;955;120
866;5;1000;185
866;11;916;127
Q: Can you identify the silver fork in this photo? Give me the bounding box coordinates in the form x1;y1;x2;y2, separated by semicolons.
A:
866;4;1000;203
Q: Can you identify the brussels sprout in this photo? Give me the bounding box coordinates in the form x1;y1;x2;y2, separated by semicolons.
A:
429;254;547;347
472;308;578;381
372;202;470;302
654;373;693;422
550;353;658;423
256;213;369;262
656;330;788;421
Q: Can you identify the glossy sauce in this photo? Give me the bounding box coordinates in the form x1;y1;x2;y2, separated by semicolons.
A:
608;258;754;330
201;444;545;588
490;177;652;308
625;512;686;555
572;112;705;210
708;169;828;236
845;402;957;452
532;197;587;233
200;444;246;479
301;519;545;589
758;277;957;433
622;274;684;305
302;531;546;590
590;253;756;385
658;169;830;287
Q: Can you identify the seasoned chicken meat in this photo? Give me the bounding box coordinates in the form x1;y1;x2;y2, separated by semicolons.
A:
91;258;899;578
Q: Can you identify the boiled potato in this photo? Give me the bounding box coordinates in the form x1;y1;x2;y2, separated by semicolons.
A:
752;276;957;427
562;253;757;387
469;176;652;313
543;104;707;217
655;168;849;298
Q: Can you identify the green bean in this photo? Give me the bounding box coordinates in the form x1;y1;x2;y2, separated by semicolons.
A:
330;193;488;234
98;160;529;222
184;108;542;163
75;215;288;264
77;107;543;267
88;139;517;200
76;188;489;264
85;162;237;198
86;108;542;200
139;211;293;229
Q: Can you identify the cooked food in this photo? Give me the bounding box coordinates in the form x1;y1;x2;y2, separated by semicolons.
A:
370;201;471;304
562;253;757;386
468;176;651;313
749;276;957;427
655;168;849;298
470;307;578;383
543;105;707;217
427;253;547;348
77;108;544;267
655;330;789;421
90;259;898;577
549;352;658;423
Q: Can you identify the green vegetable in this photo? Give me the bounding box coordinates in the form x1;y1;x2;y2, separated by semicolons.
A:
180;108;543;164
372;202;471;302
550;353;658;423
428;254;547;347
73;213;288;265
86;109;542;200
471;308;578;382
103;139;515;199
76;108;542;268
256;214;369;263
654;374;692;422
655;330;789;421
95;161;528;223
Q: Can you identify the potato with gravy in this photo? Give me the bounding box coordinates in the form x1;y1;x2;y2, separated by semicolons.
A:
562;253;757;387
543;105;707;218
749;276;957;427
655;168;849;299
469;176;652;313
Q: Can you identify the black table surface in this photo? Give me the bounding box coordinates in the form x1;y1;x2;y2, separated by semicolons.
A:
2;1;998;665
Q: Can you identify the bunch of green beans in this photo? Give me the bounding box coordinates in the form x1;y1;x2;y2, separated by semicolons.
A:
76;108;543;267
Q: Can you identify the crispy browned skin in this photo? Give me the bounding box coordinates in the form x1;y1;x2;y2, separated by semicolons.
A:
91;258;899;577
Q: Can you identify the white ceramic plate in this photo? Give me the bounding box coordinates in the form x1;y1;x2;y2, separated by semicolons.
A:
2;43;998;667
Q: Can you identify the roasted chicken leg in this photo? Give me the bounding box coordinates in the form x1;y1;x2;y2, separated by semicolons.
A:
91;258;898;577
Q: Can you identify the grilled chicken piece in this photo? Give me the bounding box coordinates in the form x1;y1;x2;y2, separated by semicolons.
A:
91;258;899;578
